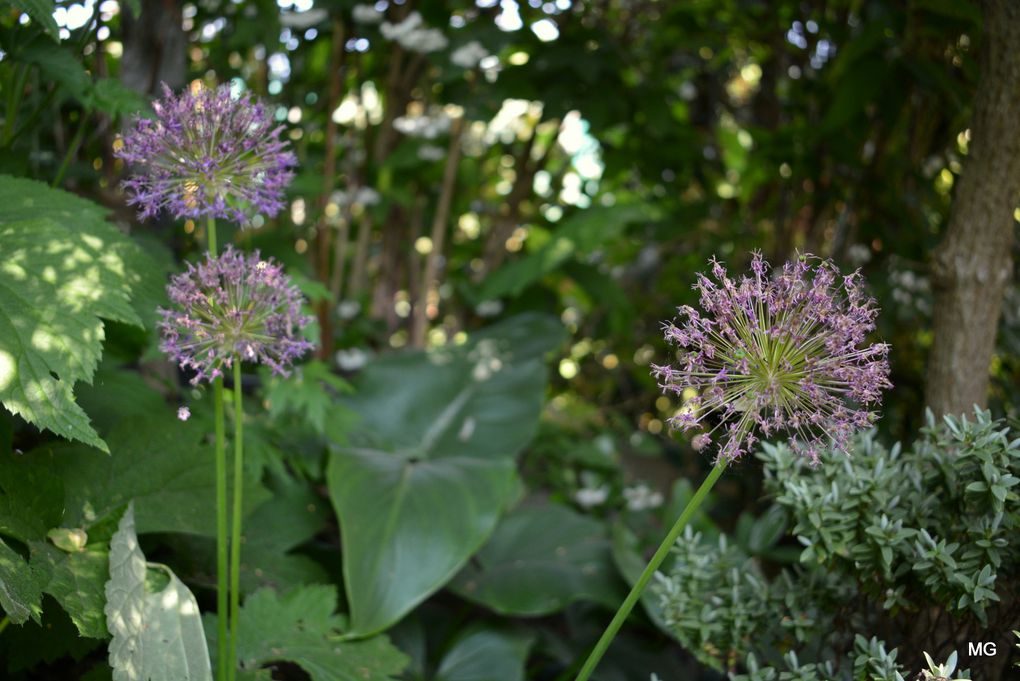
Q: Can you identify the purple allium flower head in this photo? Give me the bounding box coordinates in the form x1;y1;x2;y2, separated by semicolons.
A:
159;246;314;384
652;252;891;465
116;83;297;224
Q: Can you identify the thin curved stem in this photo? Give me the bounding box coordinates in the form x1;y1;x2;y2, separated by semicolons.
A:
228;360;245;681
574;457;728;681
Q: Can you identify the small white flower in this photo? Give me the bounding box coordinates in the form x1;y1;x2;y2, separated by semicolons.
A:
177;406;191;421
337;300;361;320
846;243;872;266
623;483;664;512
574;485;610;509
404;28;448;53
380;12;423;41
351;3;383;24
279;8;328;29
336;347;369;371
475;300;504;317
417;144;446;162
393;111;451;139
451;40;489;69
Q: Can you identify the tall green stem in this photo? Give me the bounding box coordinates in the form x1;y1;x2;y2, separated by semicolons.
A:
228;360;245;681
213;377;228;681
574;457;728;681
208;218;228;681
207;216;219;256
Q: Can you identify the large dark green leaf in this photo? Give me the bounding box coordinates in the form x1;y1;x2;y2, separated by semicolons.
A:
328;316;557;634
450;502;625;616
329;451;518;636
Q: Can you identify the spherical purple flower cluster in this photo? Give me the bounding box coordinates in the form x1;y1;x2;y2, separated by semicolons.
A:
652;252;891;465
116;83;296;224
159;246;314;384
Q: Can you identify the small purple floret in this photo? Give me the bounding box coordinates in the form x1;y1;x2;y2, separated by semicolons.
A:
652;252;891;465
116;83;296;224
159;246;314;384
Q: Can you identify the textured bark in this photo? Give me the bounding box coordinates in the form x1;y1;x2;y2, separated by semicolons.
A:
925;0;1020;417
120;0;186;95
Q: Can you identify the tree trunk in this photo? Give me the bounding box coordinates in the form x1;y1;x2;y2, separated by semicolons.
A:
119;0;186;96
925;0;1020;417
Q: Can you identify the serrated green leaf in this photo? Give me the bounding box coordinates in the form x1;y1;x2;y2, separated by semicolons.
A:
12;39;90;96
450;502;624;616
0;537;45;624
262;360;353;435
7;0;60;40
105;503;212;681
31;541;108;638
209;585;408;681
0;176;159;450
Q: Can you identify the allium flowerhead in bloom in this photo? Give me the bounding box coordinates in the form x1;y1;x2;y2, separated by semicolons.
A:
116;83;296;224
652;253;891;465
159;246;314;384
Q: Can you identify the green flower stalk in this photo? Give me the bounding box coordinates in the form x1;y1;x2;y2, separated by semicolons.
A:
121;83;307;681
575;253;891;681
158;247;312;680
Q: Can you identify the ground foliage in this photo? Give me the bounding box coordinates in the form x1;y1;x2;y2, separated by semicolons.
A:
0;0;1018;679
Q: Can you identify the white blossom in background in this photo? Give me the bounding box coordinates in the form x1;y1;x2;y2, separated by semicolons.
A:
417;144;446;162
451;40;489;68
847;243;872;266
394;110;452;139
623;483;664;512
279;7;327;28
380;11;448;53
574;484;610;509
336;347;369;371
475;300;504;317
351;3;383;24
337;300;361;320
331;186;381;207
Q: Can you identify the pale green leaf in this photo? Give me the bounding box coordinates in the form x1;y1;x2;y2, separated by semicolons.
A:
105;503;212;681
